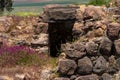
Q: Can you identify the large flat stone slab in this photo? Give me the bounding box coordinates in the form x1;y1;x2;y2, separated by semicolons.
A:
42;5;78;22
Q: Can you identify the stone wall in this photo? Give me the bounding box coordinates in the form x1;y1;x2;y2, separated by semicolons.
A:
55;5;120;80
35;4;120;80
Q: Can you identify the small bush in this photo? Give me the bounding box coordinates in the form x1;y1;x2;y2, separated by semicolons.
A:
0;45;58;68
88;0;111;6
0;45;36;67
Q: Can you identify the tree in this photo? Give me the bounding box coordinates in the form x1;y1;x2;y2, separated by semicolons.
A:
0;0;13;14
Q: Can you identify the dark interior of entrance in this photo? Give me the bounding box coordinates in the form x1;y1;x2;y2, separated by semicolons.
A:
48;20;75;57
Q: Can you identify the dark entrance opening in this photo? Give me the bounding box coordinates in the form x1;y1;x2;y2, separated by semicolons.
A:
48;20;75;57
41;5;78;57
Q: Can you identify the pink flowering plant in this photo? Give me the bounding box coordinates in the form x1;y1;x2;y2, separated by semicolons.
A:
0;45;36;67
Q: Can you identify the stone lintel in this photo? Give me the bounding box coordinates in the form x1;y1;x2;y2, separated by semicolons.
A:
42;5;78;23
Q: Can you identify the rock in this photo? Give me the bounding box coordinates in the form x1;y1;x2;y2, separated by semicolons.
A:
76;8;83;21
0;76;13;80
70;75;77;80
15;40;28;46
58;59;77;75
54;77;70;80
40;69;53;80
82;21;94;33
42;5;78;22
75;74;99;80
99;37;112;55
62;43;86;59
77;57;93;75
108;55;118;74
79;5;86;14
31;33;48;47
34;22;48;34
94;21;104;29
15;73;30;80
38;46;48;53
107;22;120;41
114;0;120;7
93;56;107;74
101;73;113;80
94;28;104;37
92;37;103;45
114;39;120;55
109;7;120;15
85;41;98;56
10;30;20;37
116;58;120;70
73;23;83;39
86;31;95;39
84;6;106;20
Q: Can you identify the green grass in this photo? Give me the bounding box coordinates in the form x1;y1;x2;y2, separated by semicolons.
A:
14;12;39;17
3;11;39;17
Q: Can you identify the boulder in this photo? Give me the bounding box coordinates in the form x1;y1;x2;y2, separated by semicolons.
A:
85;41;99;56
107;23;120;41
31;33;48;47
94;28;104;37
93;56;107;74
82;21;94;33
58;59;77;75
101;73;113;80
84;6;106;20
107;55;118;74
62;43;86;59
99;37;112;55
70;75;77;80
76;8;83;21
77;57;93;75
116;58;120;70
0;76;13;80
54;78;70;80
72;22;83;39
114;39;120;55
75;74;99;80
34;22;48;34
114;0;120;7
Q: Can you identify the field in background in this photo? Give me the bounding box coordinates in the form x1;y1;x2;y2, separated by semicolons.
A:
3;0;89;16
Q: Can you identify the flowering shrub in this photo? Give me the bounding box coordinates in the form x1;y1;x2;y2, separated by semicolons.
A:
0;45;35;54
0;44;57;68
0;45;36;67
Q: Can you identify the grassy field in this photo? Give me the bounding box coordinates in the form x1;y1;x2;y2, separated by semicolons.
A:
3;0;89;16
12;0;89;13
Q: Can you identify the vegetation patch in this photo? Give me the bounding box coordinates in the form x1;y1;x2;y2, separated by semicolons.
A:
88;0;111;6
14;12;39;17
0;45;57;68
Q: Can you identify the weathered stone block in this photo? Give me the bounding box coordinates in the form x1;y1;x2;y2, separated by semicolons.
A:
58;59;77;75
101;73;113;80
85;41;99;56
42;5;78;22
62;43;86;59
93;56;107;74
99;37;112;55
84;6;106;20
107;23;120;41
75;74;99;80
114;39;120;55
78;57;93;75
54;77;70;80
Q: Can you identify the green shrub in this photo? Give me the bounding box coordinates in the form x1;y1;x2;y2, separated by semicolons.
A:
88;0;111;6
